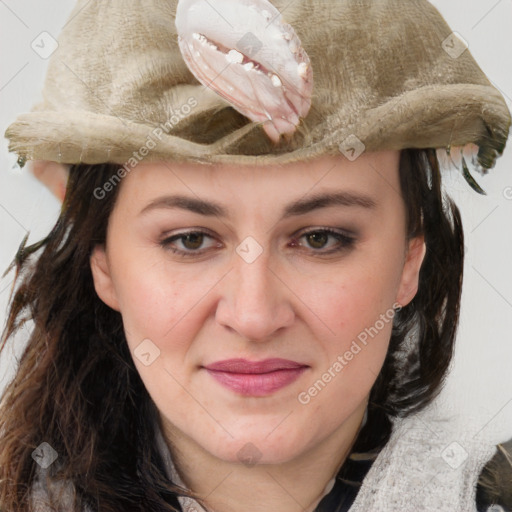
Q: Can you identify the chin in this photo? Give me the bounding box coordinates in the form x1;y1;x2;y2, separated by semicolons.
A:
203;421;314;466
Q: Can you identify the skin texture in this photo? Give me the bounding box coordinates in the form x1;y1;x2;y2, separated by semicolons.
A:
90;151;426;512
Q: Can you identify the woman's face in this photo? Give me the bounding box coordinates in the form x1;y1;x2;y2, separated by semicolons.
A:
91;151;425;464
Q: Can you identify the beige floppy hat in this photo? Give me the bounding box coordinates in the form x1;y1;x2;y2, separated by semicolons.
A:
4;0;511;183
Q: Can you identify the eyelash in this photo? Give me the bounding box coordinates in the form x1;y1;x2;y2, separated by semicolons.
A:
159;228;356;258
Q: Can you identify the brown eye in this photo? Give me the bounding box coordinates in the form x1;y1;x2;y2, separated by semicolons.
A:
180;232;204;250
293;228;356;254
305;231;329;249
160;230;219;256
160;228;356;259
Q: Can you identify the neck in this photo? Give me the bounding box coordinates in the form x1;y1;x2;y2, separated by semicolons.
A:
160;401;368;512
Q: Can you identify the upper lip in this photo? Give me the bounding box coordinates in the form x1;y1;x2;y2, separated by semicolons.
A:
203;358;308;374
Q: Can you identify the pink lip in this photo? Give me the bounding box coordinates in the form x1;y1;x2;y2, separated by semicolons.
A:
203;358;309;396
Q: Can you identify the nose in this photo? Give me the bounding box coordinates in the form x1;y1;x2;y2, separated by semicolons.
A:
215;248;295;342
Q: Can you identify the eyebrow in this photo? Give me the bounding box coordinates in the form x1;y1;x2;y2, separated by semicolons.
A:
139;191;377;219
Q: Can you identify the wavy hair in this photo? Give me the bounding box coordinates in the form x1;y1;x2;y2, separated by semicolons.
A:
0;148;464;511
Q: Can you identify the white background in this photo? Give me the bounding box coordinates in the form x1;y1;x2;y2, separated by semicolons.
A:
1;1;511;444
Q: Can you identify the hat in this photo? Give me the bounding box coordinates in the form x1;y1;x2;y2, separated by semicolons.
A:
4;0;511;183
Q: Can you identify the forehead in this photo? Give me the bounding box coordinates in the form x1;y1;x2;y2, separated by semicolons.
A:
115;151;401;209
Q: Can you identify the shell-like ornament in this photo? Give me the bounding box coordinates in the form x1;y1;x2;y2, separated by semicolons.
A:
175;0;313;143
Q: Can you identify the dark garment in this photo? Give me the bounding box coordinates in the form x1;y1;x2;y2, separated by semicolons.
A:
314;454;375;512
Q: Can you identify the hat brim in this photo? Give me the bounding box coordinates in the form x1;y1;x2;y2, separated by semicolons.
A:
5;83;510;168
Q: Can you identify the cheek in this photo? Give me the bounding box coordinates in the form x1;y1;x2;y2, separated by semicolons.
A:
294;249;403;405
108;248;203;352
308;275;394;370
303;252;403;343
295;278;394;431
109;255;209;407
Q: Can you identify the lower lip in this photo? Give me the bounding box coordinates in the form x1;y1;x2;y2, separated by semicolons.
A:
204;367;308;396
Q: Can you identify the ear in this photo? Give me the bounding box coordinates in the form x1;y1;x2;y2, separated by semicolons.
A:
90;244;121;311
29;160;69;202
395;235;426;307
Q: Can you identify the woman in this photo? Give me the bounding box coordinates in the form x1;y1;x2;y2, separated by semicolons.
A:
0;0;511;511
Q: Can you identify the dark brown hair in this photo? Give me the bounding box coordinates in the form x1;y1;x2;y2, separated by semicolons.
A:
0;148;464;511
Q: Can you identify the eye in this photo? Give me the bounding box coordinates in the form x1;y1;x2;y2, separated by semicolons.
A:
291;228;356;254
160;230;220;256
160;227;356;258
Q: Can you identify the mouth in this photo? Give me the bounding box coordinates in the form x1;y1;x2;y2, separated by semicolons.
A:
202;358;309;396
